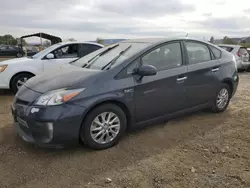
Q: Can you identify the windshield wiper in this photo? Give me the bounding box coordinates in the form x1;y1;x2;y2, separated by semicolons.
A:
101;45;132;70
82;44;119;68
69;57;80;64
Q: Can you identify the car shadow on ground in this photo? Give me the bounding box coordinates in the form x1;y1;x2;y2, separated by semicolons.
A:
1;109;224;156
0;89;13;96
0;91;233;188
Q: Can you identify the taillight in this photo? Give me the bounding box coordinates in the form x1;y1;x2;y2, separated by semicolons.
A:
237;52;241;57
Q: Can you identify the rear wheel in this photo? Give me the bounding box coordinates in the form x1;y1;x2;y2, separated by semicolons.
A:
211;84;231;113
80;104;127;150
11;73;34;93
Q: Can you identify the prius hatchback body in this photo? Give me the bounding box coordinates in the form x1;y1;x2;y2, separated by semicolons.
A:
11;38;239;150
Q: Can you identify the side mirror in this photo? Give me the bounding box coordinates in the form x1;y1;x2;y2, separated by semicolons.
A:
46;53;54;59
135;65;157;77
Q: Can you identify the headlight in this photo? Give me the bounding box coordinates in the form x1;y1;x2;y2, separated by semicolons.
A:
0;65;8;73
35;88;85;106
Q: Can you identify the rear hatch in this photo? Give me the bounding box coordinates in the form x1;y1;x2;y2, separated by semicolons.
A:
239;47;249;62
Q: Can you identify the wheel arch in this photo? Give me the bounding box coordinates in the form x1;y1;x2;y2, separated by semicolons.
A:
9;71;36;89
80;99;132;133
221;78;233;97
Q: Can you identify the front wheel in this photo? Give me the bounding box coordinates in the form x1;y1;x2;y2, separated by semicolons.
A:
211;84;231;113
11;73;34;93
16;52;23;58
80;104;127;150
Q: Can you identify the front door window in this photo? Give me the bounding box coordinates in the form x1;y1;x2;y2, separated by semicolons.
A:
52;44;78;59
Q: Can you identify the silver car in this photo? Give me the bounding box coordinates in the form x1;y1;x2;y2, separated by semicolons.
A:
218;44;250;71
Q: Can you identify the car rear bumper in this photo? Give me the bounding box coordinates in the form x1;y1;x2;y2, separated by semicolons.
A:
237;61;250;70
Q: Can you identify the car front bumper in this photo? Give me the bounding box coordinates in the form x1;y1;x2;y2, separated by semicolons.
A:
11;102;87;148
0;70;11;89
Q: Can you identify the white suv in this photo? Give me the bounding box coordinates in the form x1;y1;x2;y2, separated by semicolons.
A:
218;44;250;71
0;41;104;93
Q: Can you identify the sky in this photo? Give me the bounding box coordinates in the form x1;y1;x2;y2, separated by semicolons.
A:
1;0;250;42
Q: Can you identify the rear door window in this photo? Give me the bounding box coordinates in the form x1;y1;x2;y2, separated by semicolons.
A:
185;42;211;64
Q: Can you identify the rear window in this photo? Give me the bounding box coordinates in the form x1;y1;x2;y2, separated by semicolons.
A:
219;46;233;52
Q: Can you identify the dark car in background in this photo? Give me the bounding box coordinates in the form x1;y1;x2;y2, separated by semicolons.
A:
11;38;238;150
0;45;24;58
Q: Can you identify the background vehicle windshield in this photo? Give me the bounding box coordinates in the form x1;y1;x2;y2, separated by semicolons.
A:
31;43;62;59
72;42;150;70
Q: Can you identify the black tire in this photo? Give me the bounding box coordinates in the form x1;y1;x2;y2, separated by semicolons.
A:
11;73;34;94
16;52;23;58
80;104;127;150
211;83;231;113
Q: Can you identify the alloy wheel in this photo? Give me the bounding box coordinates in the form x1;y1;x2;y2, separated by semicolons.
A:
16;77;28;89
17;53;23;58
216;88;229;109
90;112;121;144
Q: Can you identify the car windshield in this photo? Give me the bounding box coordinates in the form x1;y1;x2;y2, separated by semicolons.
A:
31;43;62;59
72;42;150;70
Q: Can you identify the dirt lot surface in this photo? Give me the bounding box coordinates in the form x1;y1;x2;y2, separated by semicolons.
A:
1;73;250;188
0;57;11;62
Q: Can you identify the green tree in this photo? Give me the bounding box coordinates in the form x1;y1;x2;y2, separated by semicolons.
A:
222;36;235;44
68;38;77;42
16;38;27;46
0;34;17;45
96;37;104;45
209;36;215;43
63;38;77;42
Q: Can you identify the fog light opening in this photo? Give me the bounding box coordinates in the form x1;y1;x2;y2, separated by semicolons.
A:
43;122;54;143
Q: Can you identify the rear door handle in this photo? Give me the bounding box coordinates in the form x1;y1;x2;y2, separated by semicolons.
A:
177;76;187;82
212;68;219;72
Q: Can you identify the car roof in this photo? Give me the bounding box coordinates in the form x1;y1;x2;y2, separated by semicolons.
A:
121;37;215;45
218;44;241;48
58;41;104;47
121;38;168;44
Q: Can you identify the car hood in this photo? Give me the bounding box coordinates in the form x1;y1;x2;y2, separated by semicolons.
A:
24;64;101;93
0;57;33;65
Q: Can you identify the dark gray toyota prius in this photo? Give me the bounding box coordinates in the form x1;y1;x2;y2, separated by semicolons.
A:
11;38;239;150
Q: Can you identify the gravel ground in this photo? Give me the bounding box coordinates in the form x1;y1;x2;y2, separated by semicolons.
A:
0;73;250;188
0;57;11;62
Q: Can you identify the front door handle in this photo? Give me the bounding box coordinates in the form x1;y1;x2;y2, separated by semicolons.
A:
177;76;187;82
212;68;219;72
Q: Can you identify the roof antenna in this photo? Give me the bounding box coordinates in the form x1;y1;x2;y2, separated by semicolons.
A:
237;37;246;45
185;33;189;38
